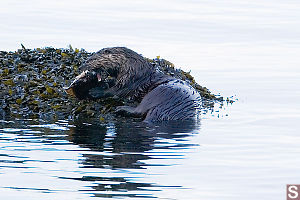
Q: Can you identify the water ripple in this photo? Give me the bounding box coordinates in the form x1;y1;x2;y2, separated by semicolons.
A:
0;119;200;199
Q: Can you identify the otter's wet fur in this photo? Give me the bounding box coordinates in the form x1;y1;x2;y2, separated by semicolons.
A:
66;47;202;122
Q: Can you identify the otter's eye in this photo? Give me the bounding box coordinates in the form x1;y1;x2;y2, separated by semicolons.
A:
107;68;118;77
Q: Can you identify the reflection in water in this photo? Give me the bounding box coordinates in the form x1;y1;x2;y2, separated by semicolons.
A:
70;120;200;166
68;121;199;197
0;118;200;199
67;119;201;198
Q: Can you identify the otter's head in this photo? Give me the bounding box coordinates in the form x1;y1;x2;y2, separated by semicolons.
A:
64;47;152;100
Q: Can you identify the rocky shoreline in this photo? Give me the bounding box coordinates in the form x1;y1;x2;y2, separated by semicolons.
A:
0;46;223;121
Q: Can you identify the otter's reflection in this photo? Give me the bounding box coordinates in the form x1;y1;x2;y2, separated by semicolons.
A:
67;119;201;198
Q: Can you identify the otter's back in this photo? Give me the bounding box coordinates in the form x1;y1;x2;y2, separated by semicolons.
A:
136;80;201;121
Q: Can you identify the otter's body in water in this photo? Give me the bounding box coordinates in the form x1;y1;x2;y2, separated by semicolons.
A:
65;47;201;122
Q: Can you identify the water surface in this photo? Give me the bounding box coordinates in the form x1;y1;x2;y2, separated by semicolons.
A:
0;119;202;199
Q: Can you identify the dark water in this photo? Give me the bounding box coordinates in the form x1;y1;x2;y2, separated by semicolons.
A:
0;118;201;199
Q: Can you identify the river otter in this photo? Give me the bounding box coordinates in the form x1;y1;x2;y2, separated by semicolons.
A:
65;47;201;122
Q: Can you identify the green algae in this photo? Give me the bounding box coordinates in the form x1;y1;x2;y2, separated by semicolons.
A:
0;45;223;120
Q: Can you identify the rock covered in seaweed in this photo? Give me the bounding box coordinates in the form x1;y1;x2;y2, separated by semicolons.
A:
0;45;221;120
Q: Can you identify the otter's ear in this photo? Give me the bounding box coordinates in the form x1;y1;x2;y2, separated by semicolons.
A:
103;49;112;54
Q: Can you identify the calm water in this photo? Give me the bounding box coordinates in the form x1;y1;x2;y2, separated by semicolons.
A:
1;0;300;199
